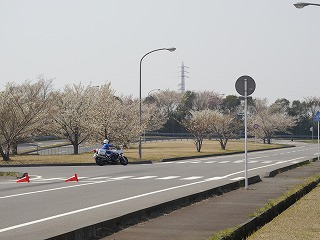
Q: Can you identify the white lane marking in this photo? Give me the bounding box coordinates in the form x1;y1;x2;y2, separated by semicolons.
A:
218;161;230;164
131;176;157;180
233;160;244;163
262;161;272;164
204;161;216;163
249;155;270;160
89;177;111;180
0;180;114;200
248;161;258;163
181;176;203;180
157;176;180;180
32;178;65;182
0;156;306;233
230;177;244;181
29;175;42;180
109;176;134;180
205;176;225;181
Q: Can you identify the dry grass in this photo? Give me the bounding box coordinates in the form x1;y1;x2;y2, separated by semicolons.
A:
0;139;283;165
248;184;320;240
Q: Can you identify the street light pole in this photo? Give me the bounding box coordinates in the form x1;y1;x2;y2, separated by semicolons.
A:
294;3;320;159
139;47;176;160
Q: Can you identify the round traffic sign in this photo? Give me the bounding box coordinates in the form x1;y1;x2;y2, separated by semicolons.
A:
235;75;256;96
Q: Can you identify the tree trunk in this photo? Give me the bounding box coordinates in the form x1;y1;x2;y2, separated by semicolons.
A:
0;147;10;161
219;139;226;150
73;144;79;154
195;139;202;152
73;128;79;154
10;143;18;155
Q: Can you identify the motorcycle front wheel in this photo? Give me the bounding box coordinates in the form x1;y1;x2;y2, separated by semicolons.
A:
95;157;105;166
119;156;128;165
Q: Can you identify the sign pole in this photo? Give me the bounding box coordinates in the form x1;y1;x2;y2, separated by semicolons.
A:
318;121;320;161
313;111;320;161
244;79;248;189
235;75;256;190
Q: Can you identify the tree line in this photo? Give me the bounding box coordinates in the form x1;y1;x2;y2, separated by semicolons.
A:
0;76;319;160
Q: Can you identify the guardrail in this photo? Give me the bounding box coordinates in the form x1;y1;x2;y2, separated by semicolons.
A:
18;144;101;155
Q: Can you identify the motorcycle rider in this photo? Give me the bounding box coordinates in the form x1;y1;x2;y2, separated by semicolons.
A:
101;139;115;155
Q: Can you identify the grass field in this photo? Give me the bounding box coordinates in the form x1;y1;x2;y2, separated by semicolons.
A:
248;183;320;240
0;139;283;165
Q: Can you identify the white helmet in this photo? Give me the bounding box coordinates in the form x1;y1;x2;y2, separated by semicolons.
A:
103;139;109;144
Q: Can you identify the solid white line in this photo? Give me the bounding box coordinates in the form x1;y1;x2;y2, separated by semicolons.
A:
0;156;306;233
230;177;244;181
181;176;203;180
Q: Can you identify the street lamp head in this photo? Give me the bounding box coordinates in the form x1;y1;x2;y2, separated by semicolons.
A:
294;2;320;8
166;47;176;52
294;2;307;8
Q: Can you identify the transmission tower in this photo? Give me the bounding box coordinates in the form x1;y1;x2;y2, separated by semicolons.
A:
178;62;189;92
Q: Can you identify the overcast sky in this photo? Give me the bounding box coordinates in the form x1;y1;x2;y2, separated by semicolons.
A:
1;0;319;103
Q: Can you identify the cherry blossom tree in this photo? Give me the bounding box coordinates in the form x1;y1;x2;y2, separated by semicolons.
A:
181;110;212;152
50;83;96;154
207;110;236;150
0;77;53;160
249;99;297;144
193;91;224;111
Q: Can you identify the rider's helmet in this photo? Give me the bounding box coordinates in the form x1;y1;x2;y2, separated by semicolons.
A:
103;139;109;144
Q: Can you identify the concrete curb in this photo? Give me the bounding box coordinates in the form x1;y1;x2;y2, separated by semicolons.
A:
264;159;311;178
222;176;320;240
161;145;293;162
45;176;262;240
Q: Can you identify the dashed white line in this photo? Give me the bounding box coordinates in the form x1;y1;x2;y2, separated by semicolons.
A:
157;176;180;180
233;160;244;163
262;161;272;164
131;176;157;180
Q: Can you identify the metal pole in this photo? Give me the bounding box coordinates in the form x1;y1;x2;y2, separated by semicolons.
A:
139;48;176;160
318;121;320;161
139;58;142;160
244;79;248;190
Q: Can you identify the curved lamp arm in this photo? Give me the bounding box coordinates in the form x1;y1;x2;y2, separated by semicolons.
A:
294;2;320;8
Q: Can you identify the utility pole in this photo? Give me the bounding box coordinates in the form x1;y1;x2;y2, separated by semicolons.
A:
178;62;188;92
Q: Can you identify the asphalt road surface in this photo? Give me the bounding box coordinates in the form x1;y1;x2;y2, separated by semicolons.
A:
0;142;318;240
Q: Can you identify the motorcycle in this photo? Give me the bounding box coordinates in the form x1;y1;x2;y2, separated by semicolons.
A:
93;148;129;166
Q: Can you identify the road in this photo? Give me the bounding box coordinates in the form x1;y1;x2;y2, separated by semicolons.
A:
0;142;318;240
